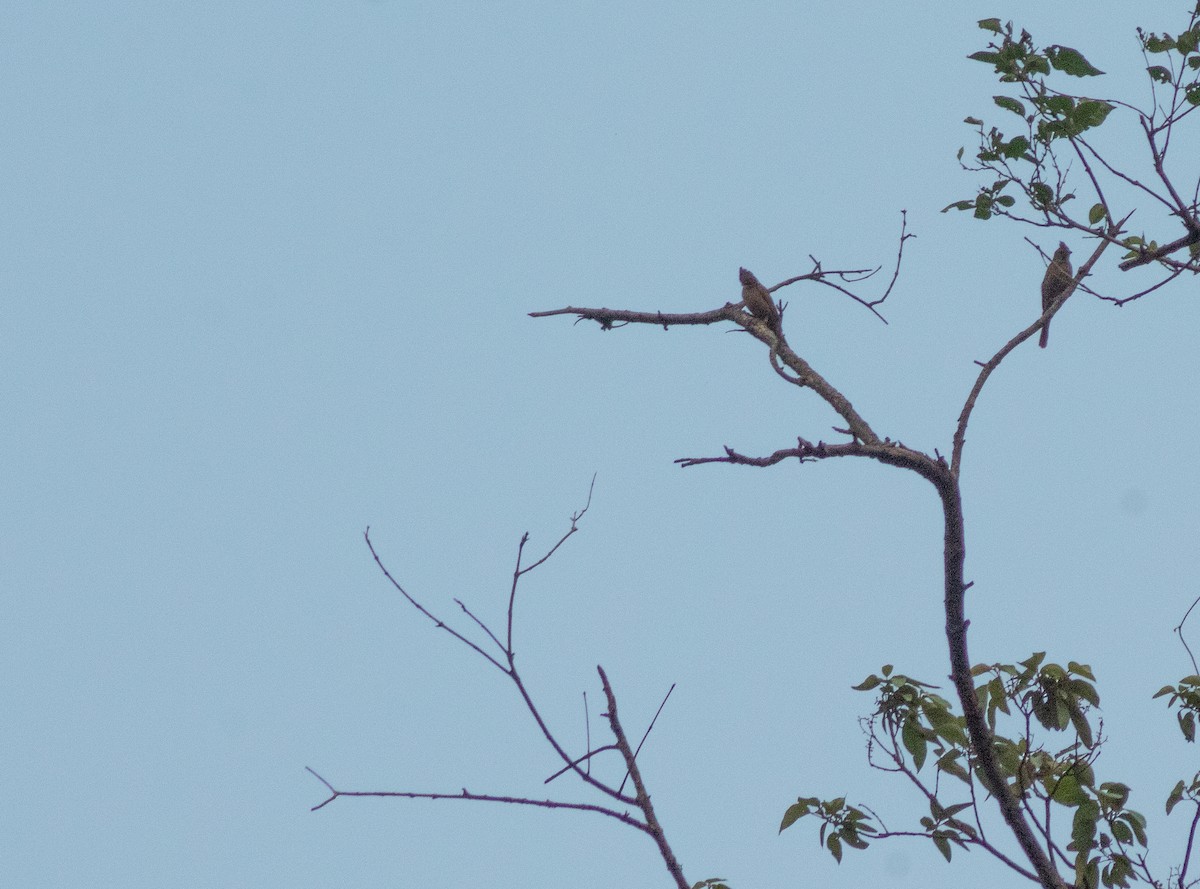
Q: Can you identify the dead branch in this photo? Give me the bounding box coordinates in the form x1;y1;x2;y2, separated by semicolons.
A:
317;478;690;887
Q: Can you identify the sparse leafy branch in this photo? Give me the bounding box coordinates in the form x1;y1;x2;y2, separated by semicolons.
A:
945;10;1200;296
779;796;877;864
1154;675;1200;742
784;658;1168;889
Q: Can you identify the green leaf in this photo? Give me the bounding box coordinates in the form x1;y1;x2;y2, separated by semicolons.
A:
1099;782;1130;808
1068;703;1095;748
1088;204;1107;224
1052;773;1087;806
1167;780;1185;814
1111;820;1132;843
1074;100;1115;132
1127;810;1148;846
1048;45;1105;76
933;833;952;862
1186;84;1200;106
1002;136;1030;159
1026;55;1051;77
993;95;1026;116
943;801;973;819
1073;800;1100;849
968;50;1002;66
902;717;928;771
1181;710;1196;742
1147;65;1173;83
779;801;811;832
1068;662;1096;681
941;200;975;213
926;705;969;747
1067;678;1100;705
1144;34;1175;54
938;750;971;783
1076;762;1097;791
852;675;882;691
1041;94;1076;117
827;833;843;863
843;831;870;850
977;18;1003;34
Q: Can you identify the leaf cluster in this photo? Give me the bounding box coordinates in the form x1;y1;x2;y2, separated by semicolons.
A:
943;19;1110;224
778;656;1200;889
1154;674;1200;742
945;7;1200;303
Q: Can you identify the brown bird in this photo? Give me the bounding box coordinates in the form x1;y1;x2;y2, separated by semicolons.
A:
739;267;778;329
1039;242;1073;349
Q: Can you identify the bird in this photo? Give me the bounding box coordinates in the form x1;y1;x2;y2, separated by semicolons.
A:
739;267;779;329
1039;242;1073;349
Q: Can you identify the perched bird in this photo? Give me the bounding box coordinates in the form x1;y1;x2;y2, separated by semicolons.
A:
1039;242;1073;349
739;267;779;329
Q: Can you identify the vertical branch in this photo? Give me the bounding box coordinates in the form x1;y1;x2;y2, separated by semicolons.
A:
934;467;1069;889
598;666;689;889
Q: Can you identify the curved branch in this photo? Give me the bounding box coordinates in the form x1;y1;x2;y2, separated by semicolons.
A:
532;300;882;444
771;211;914;323
951;236;1117;479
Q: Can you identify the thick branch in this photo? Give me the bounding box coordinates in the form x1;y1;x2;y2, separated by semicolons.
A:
675;437;943;485
531;301;881;444
930;467;1069;889
1117;223;1200;270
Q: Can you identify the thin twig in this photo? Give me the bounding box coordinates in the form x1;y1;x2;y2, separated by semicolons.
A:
304;767;650;831
618;683;676;795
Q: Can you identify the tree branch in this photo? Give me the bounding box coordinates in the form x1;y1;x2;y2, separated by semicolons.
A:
599;666;689;889
304;766;651;831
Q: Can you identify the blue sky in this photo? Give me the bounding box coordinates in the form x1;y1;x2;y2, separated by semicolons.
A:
5;2;1199;887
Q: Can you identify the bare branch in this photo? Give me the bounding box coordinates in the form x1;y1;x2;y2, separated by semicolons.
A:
1175;594;1200;677
304;767;651;832
544;743;621;784
618;683;676;795
598;667;690;889
676;437;945;486
365;527;508;674
360;480;641;810
951;235;1117;479
1180;802;1200;887
771;212;914;323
